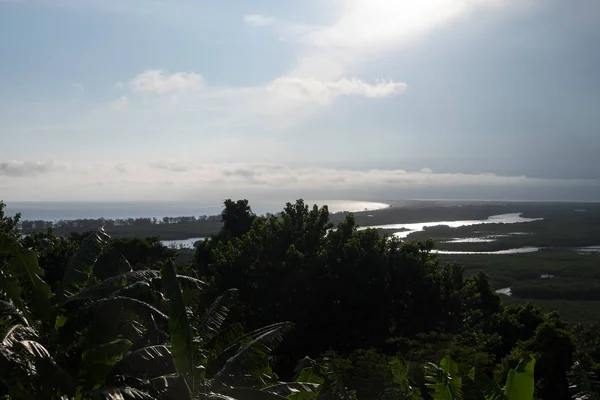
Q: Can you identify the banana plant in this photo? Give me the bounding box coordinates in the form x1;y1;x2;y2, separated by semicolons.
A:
413;355;536;400
1;229;115;398
384;358;422;400
0;229;204;398
155;260;320;400
469;355;536;400
425;355;463;400
567;361;600;400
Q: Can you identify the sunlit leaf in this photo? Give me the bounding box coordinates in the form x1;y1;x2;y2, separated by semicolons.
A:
504;355;535;400
110;345;175;380
86;386;154;400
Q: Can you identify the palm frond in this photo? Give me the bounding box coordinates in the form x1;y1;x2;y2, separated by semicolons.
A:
1;332;76;396
86;386;155;400
209;322;292;360
196;289;238;344
0;273;31;325
1;324;37;346
212;322;293;387
114;281;164;303
197;393;236;400
17;339;50;359
218;387;289;399
110;345;176;380
89;296;168;324
58;228;110;303
205;323;245;370
175;275;210;292
0;300;29;326
424;357;463;400
6;243;51;320
244;323;293;341
149;373;193;399
56;296;168;347
262;382;321;400
64;271;161;305
568;362;600;400
467;368;508;400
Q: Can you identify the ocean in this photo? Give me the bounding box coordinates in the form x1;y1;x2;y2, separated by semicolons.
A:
4;200;389;221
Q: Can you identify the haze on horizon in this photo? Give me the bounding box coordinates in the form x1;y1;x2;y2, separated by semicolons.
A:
1;0;599;202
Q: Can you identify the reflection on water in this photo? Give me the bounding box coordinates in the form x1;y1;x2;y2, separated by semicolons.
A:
443;232;531;243
496;274;555;298
577;246;600;254
162;237;205;249
432;247;540;255
360;213;542;239
7;200;390;221
444;238;496;243
495;287;512;296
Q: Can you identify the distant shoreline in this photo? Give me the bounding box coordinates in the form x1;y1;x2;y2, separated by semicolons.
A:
13;200;600;242
6;199;390;222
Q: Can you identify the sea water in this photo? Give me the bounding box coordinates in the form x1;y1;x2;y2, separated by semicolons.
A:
4;200;389;221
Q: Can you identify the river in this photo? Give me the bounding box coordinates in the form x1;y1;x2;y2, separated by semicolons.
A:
162;237;205;249
359;213;542;239
433;247;540;255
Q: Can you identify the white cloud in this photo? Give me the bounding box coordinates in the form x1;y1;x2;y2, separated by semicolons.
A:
244;14;275;27
266;77;406;105
113;69;406;129
130;70;204;94
304;0;506;51
286;0;509;79
109;96;128;110
106;2;517;129
71;82;84;91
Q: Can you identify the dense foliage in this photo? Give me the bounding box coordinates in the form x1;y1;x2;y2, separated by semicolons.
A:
2;199;600;399
193;199;598;399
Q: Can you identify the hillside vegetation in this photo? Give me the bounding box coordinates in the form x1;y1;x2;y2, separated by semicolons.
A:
2;199;600;399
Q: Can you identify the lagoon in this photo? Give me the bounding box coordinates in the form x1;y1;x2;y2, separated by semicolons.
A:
359;213;542;239
433;247;540;255
162;237;205;249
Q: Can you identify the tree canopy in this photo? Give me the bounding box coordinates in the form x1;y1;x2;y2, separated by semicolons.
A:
1;199;598;399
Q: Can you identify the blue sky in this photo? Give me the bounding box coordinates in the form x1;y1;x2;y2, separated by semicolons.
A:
1;0;599;201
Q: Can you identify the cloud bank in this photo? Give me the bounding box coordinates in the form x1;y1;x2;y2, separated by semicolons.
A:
1;160;598;202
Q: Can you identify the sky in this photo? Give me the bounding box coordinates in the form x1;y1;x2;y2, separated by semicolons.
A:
1;0;599;202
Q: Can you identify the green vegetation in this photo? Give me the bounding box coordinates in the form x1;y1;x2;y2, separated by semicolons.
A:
438;250;600;323
3;199;600;399
19;215;223;240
